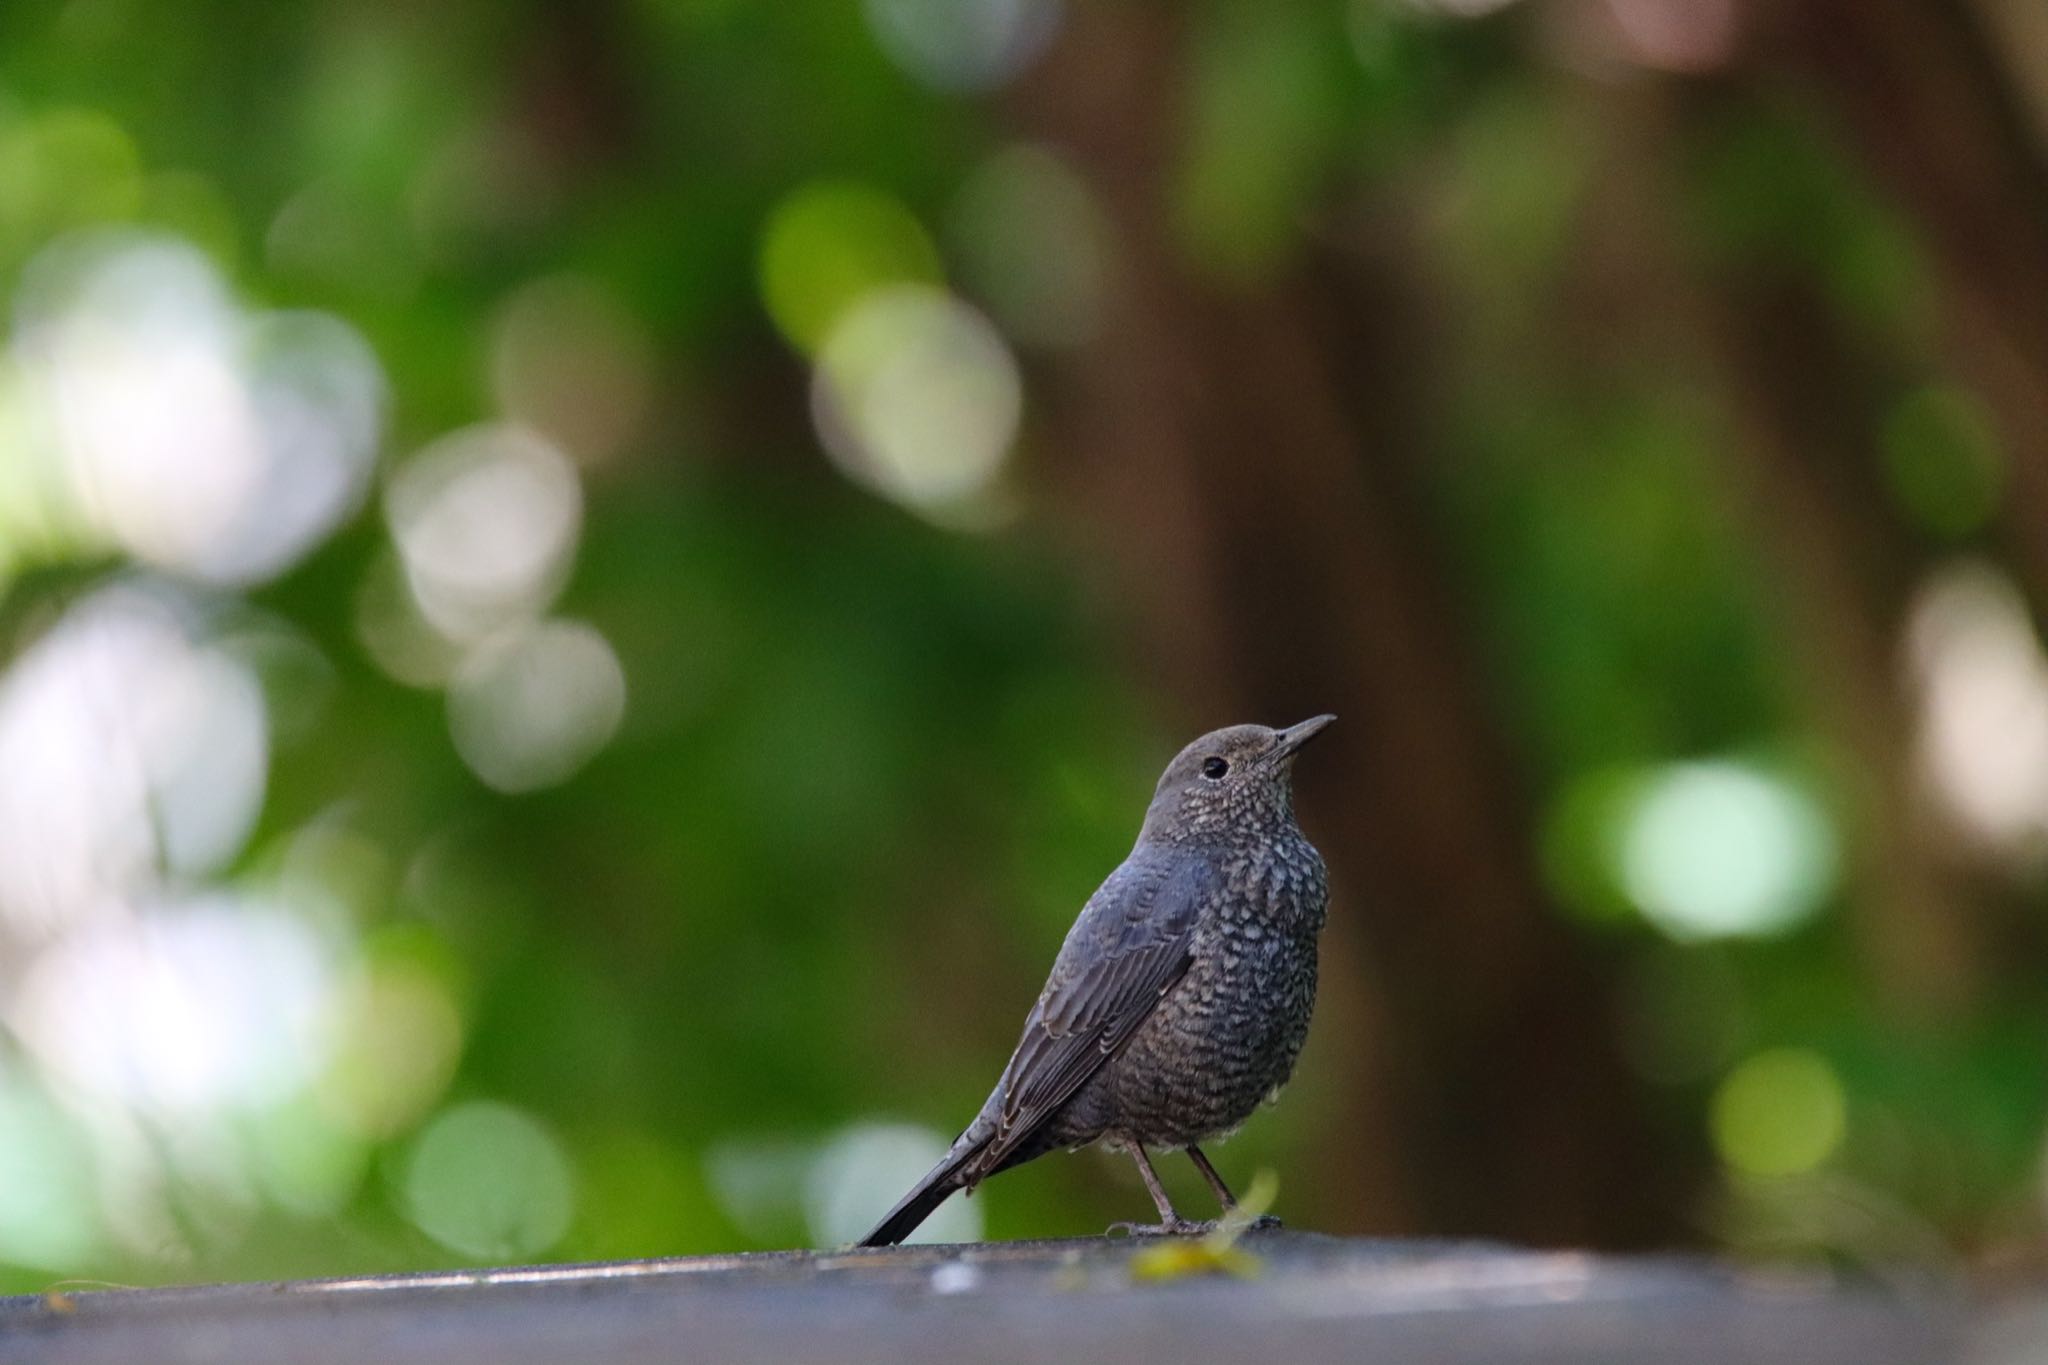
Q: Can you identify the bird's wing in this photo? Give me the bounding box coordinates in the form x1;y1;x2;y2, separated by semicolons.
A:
970;853;1215;1177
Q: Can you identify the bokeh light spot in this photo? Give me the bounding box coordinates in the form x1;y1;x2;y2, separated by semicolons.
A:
0;586;269;938
220;310;386;582
947;144;1108;348
447;618;628;794
13;231;384;586
402;1101;575;1262
1397;0;1523;17
0;1074;101;1270
0;109;142;246
862;0;1063;92
319;951;464;1140
759;181;941;354
810;284;1021;525
22;235;261;571
1616;760;1836;942
1597;0;1740;73
385;423;582;644
1906;562;2048;850
1711;1048;1847;1178
250;1098;370;1219
706;1138;816;1246
12;897;336;1116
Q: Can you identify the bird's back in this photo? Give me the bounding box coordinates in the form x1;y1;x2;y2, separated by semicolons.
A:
948;845;1215;1173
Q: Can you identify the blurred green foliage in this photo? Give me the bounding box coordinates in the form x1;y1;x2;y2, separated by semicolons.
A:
0;0;2045;1294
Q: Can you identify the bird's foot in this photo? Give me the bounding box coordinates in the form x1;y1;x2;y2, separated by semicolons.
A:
1106;1218;1211;1237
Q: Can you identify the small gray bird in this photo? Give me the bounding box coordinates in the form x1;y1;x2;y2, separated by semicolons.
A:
860;716;1334;1245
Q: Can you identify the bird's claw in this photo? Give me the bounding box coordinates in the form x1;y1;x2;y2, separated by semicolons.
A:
1107;1211;1282;1238
1107;1218;1212;1237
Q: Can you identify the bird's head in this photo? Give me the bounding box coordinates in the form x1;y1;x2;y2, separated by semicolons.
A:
1138;715;1335;845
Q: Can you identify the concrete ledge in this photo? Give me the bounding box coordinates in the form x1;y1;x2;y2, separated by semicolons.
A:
0;1233;1970;1365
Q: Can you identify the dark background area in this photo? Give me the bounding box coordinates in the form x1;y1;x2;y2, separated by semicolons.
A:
0;0;2045;1291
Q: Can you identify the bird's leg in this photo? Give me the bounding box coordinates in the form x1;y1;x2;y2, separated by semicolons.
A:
1185;1145;1240;1208
1106;1143;1208;1237
1186;1146;1281;1231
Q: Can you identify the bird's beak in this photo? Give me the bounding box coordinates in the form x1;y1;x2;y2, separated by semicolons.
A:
1273;714;1336;760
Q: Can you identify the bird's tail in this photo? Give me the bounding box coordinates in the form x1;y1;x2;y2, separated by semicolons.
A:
857;1143;981;1247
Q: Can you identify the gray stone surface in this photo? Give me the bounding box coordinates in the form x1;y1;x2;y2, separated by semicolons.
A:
0;1233;1978;1364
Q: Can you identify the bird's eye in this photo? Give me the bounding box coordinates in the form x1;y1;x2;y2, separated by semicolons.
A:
1201;757;1229;780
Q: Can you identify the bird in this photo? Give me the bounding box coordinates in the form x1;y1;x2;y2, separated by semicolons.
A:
859;715;1335;1246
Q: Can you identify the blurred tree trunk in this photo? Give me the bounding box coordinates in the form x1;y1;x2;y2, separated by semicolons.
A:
1762;0;2048;609
1641;0;2048;1012
1554;68;1995;1015
1695;254;1988;1011
1008;3;1680;1247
